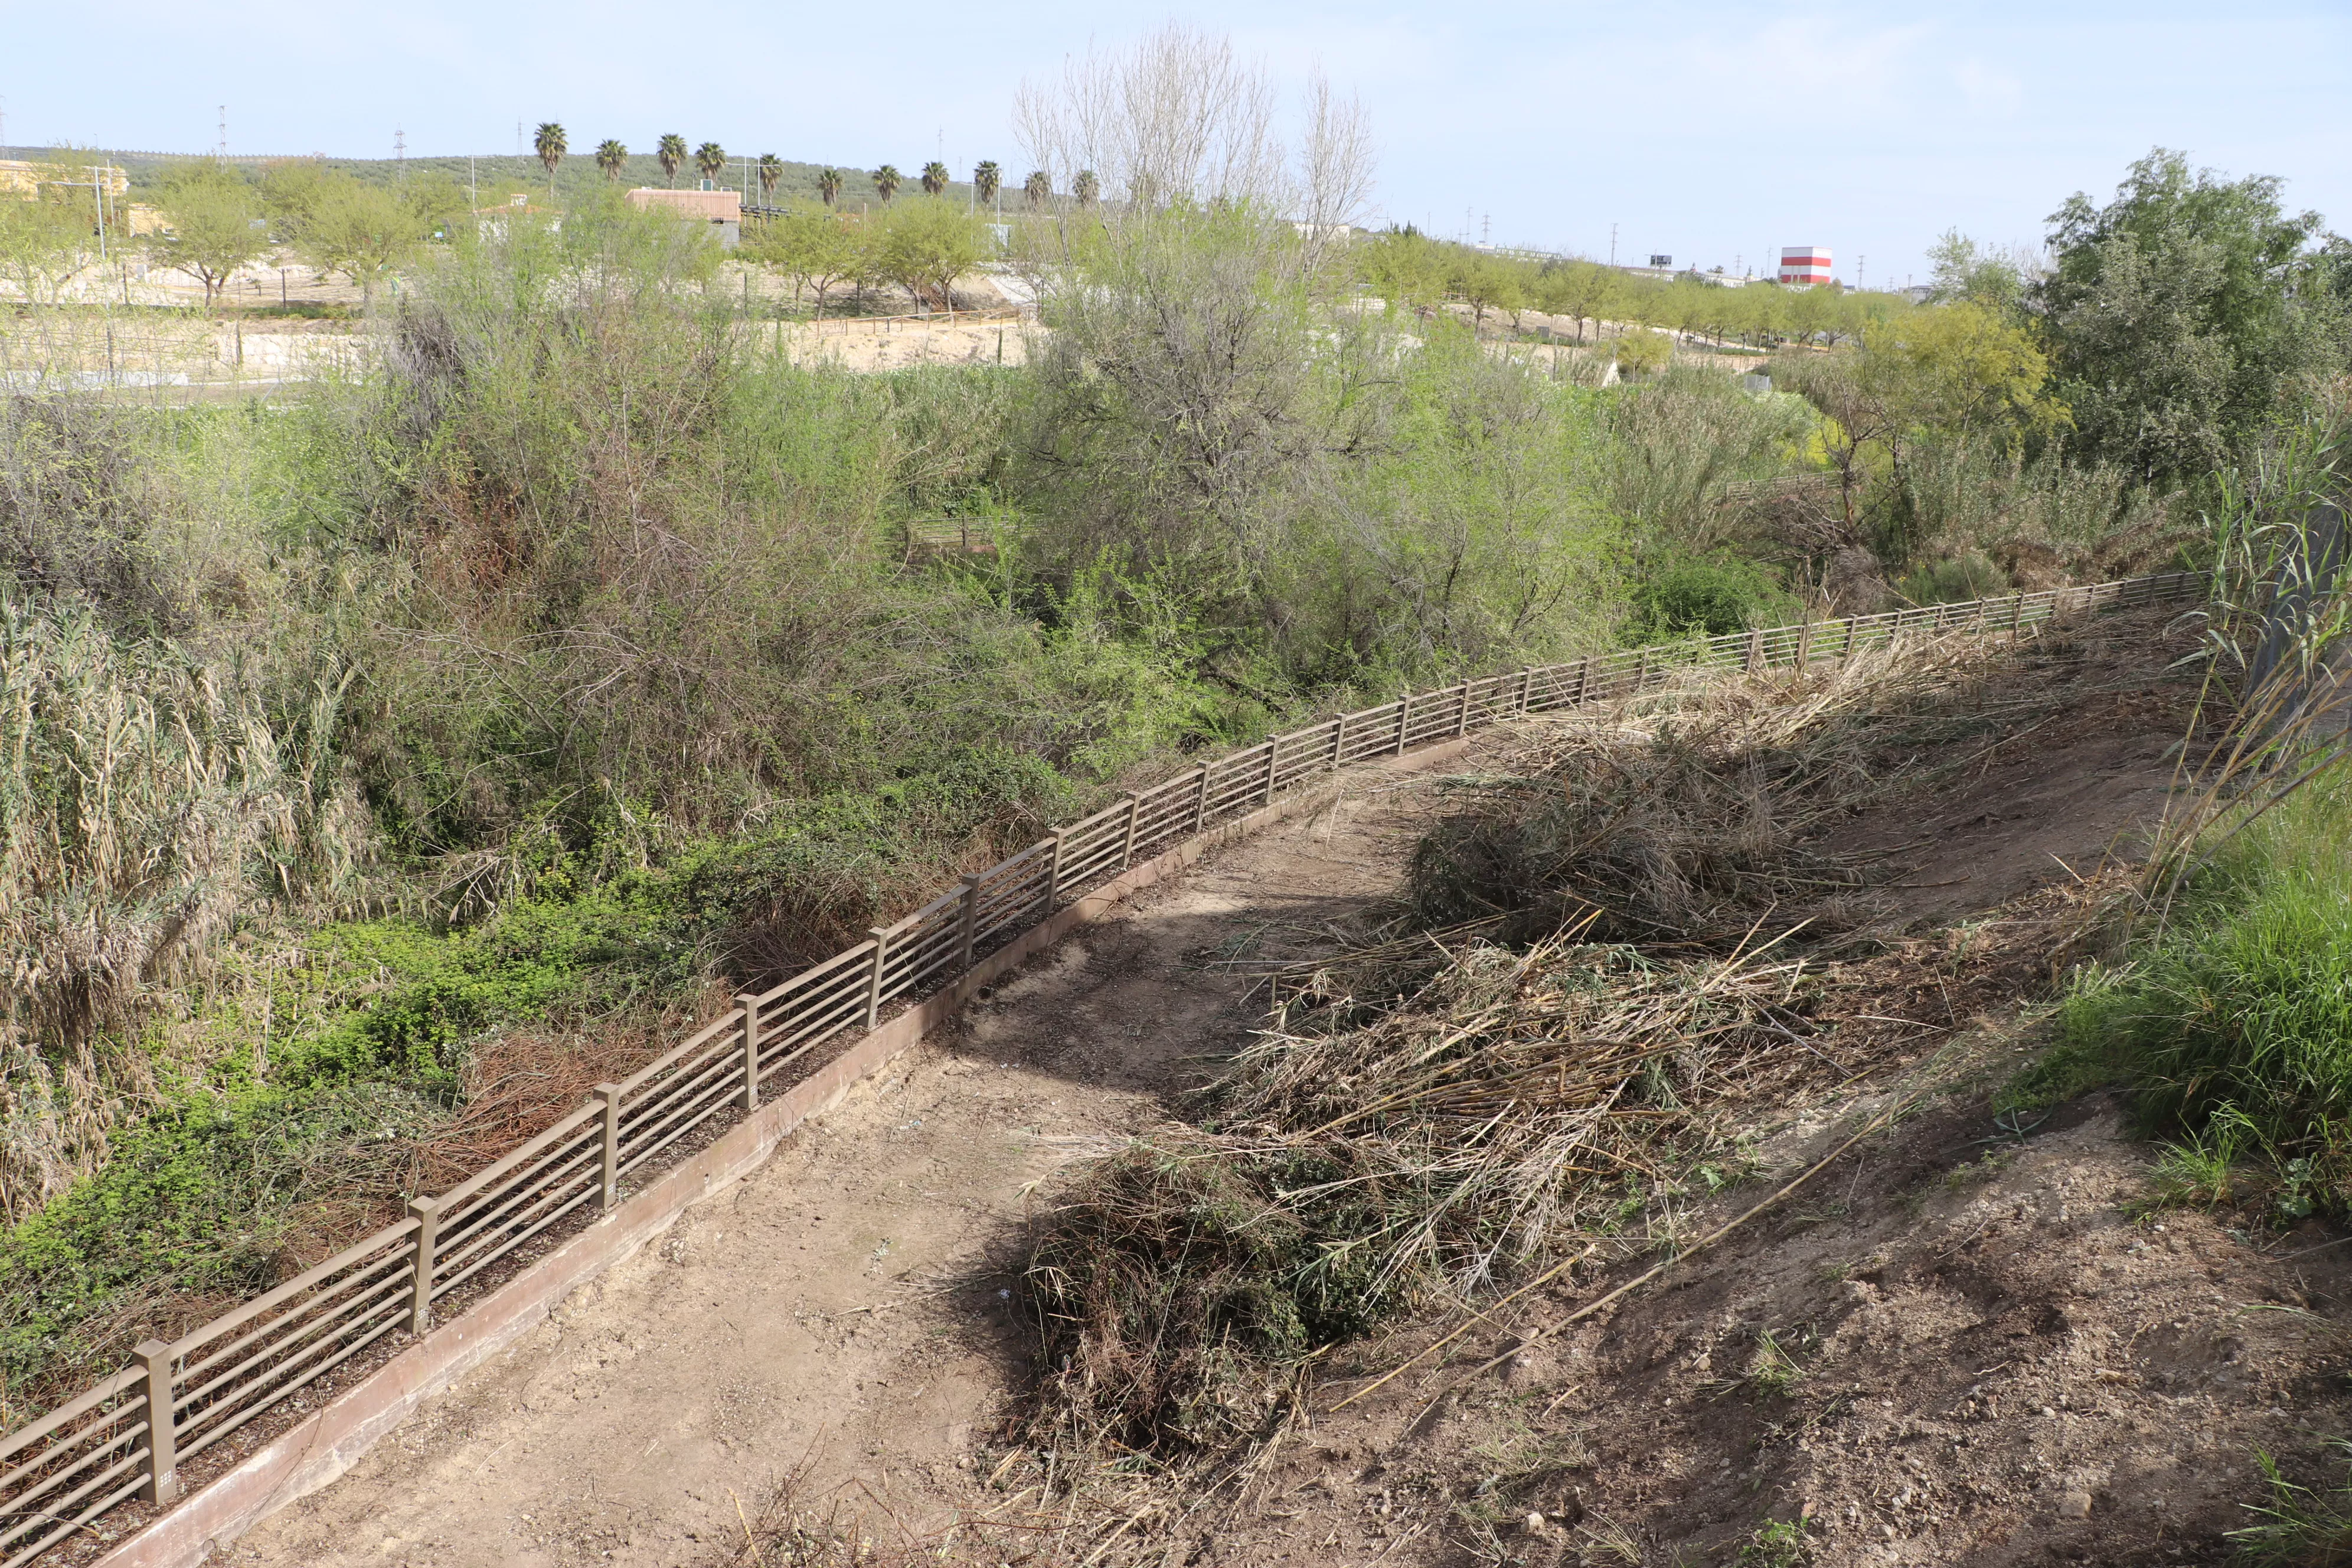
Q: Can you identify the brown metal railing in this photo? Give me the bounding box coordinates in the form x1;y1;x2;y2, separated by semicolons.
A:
0;568;2206;1565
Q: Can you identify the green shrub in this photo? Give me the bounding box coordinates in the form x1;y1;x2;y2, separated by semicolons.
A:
1899;549;2011;606
2057;763;2352;1173
1623;554;1799;643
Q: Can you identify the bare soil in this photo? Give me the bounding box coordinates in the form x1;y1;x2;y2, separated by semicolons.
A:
216;610;2352;1568
216;765;1452;1567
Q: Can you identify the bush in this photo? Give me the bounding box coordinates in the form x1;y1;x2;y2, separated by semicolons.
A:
1623;554;1799;643
1899;549;2011;606
2059;763;2352;1170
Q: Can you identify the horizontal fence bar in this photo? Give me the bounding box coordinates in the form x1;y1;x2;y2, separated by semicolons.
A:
0;567;2205;1566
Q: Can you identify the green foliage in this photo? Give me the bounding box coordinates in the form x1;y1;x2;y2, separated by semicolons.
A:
2060;762;2352;1180
0;159;100;306
2038;147;2351;485
2230;1442;2352;1566
1612;328;1671;377
148;158;267;309
1899;549;2011;605
1623;554;1796;642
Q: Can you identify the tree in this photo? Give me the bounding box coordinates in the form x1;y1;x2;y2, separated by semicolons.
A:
657;134;687;187
1923;229;2031;317
596;139;628;182
695;142;726;185
1072;169;1099;208
744;207;867;316
1023;169;1050;210
873;198;983;311
758;154;783;204
2035;148;2350;484
817;168;843;207
534;122;566;198
257;156;334;247
0;161;98;306
299;175;427;307
973;161;1001;207
149;159;266;311
873;165;901;202
921;161;949;197
1537;259;1621;345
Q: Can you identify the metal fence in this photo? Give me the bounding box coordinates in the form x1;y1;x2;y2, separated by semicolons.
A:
0;569;2207;1566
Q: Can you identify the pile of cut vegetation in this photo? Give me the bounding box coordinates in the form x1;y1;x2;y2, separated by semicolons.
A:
1013;630;2099;1471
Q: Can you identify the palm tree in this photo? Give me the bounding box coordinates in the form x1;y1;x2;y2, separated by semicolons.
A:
595;139;628;182
1073;169;1099;207
758;153;783;205
873;165;901;202
921;161;949;197
657;134;687;187
1023;170;1050;210
534;122;567;198
816;168;843;206
973;161;1001;206
695;142;726;186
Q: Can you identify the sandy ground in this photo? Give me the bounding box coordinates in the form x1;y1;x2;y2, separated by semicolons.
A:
218;761;1459;1568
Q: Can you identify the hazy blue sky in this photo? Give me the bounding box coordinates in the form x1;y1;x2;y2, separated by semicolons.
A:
9;2;2347;286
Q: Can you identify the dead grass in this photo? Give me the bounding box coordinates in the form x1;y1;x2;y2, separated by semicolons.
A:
1011;612;2190;1510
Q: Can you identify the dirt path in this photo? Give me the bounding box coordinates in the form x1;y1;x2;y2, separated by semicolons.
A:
218;763;1458;1568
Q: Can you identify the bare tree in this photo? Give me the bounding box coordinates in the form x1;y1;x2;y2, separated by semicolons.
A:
1012;24;1375;278
1295;74;1376;273
1013;25;1286;214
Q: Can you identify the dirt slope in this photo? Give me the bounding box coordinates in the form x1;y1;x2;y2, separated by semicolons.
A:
216;608;2352;1568
217;767;1454;1568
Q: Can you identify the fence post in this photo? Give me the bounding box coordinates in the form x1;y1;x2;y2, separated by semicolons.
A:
864;928;888;1029
959;873;983;970
1746;628;1764;672
1118;792;1142;870
1191;766;1211;834
1634;649;1650;691
1262;739;1280;805
407;1195;439;1335
1329;715;1346;768
1455;684;1471;736
1795;621;1814;668
1394;693;1411;754
1574;656;1593;705
595;1084;622;1210
737;995;762;1112
1518;667;1534;716
2009;593;2026;636
1038;833;1065;918
135;1340;178;1504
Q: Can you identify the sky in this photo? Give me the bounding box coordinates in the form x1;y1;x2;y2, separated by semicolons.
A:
8;1;2349;289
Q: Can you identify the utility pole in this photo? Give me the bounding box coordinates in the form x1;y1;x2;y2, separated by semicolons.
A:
84;166;107;263
1481;213;1490;246
395;127;406;180
1857;254;1866;291
217;106;227;158
1609;222;1618;267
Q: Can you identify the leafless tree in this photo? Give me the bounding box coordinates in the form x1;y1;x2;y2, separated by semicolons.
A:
1012;24;1373;253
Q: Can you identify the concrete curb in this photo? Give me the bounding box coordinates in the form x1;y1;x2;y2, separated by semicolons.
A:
95;737;1476;1567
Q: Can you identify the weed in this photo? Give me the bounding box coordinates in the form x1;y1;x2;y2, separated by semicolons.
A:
2230;1443;2352;1567
2146;1119;2252;1209
1739;1515;1815;1566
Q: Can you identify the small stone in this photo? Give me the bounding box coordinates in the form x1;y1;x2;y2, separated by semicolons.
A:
1524;1512;1548;1536
2057;1491;2094;1520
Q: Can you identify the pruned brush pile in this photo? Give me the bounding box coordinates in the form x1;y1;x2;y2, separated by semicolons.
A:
1403;632;2023;946
1023;924;1883;1462
1016;626;2154;1478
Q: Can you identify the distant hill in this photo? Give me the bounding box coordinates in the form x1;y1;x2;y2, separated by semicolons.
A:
0;146;1014;212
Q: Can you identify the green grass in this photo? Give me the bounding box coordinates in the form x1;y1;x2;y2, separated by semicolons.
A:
2058;765;2352;1162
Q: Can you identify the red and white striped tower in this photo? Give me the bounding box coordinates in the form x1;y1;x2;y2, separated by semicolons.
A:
1778;247;1833;286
